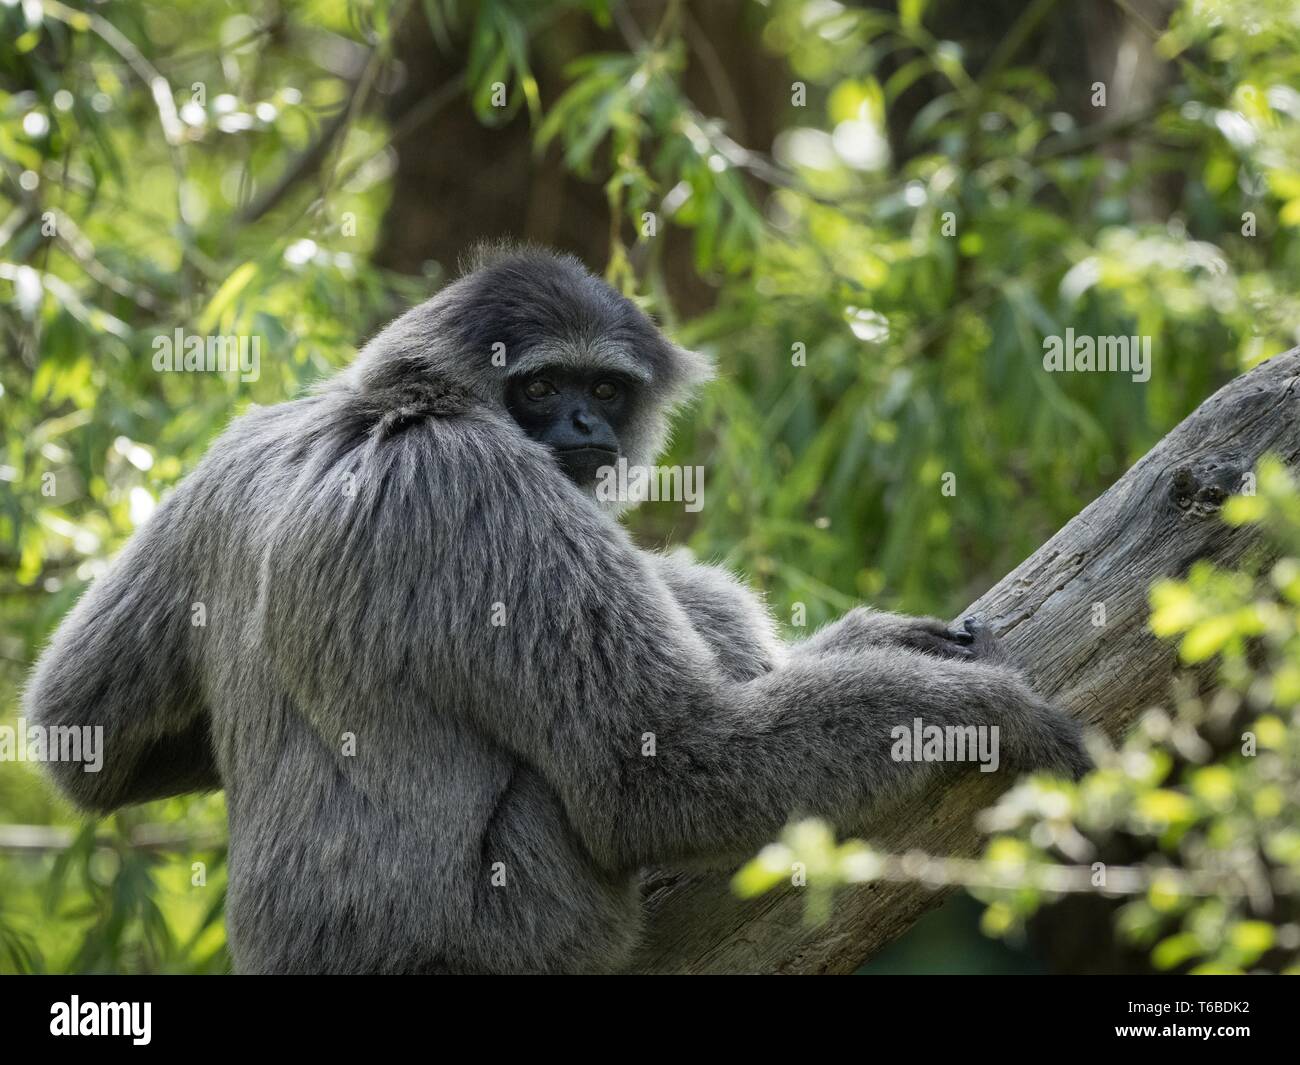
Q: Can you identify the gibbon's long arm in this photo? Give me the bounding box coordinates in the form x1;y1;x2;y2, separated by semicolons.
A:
256;409;1088;873
23;484;220;812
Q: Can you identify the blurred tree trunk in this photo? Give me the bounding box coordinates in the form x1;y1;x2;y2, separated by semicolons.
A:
371;1;789;314
372;6;609;278
875;0;1175;188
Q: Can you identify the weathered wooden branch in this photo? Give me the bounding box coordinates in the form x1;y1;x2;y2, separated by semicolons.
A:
631;346;1300;974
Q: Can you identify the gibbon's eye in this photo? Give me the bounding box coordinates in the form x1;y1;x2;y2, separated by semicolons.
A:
592;380;619;402
524;378;554;400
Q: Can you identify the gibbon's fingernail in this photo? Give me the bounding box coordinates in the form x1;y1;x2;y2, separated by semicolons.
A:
950;623;976;644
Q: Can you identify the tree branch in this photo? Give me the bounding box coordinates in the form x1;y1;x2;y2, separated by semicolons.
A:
0;824;225;854
631;346;1300;974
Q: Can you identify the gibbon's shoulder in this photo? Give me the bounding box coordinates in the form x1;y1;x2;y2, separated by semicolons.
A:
205;373;515;475
244;375;611;704
229;376;579;530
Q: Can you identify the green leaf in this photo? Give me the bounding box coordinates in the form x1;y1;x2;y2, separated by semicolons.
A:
198;262;258;335
1152;932;1201;970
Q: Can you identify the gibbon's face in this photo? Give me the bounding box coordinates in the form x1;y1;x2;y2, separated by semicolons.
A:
506;367;636;486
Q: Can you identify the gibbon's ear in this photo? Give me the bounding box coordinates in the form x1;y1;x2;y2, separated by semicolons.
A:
665;343;715;403
617;342;715;472
23;482;218;813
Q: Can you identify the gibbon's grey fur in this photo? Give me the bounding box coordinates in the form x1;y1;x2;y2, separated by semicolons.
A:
25;245;1089;974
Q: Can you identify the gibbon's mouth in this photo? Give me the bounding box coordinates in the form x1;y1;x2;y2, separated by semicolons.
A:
554;445;619;485
554;445;618;459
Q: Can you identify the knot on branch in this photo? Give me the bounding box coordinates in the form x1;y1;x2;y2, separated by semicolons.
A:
1168;455;1245;516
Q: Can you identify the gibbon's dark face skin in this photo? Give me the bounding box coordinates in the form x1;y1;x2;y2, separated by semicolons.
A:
507;368;634;486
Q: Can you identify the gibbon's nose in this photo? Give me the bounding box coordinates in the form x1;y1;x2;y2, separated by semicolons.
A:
553;405;617;454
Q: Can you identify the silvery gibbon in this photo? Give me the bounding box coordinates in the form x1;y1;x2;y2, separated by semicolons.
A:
26;245;1087;973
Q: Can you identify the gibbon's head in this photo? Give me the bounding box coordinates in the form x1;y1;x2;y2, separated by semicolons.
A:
349;243;713;489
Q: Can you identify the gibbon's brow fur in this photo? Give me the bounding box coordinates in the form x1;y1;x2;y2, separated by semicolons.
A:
24;245;1088;973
